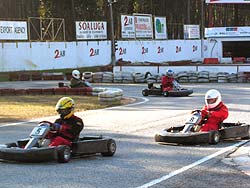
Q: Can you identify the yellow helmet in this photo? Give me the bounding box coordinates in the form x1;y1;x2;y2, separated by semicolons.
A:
55;97;75;119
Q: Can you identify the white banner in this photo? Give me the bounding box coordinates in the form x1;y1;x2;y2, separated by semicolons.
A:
154;17;167;39
0;21;28;40
121;15;135;39
184;25;200;39
134;14;153;39
75;21;107;40
206;0;250;3
205;26;250;37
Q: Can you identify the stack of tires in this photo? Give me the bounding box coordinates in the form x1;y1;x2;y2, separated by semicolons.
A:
133;72;145;83
83;72;93;82
113;72;123;83
217;72;229;83
122;72;134;83
198;71;209;83
102;72;113;83
98;88;123;103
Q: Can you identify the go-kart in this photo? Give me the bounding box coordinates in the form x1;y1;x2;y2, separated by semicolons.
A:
142;80;193;97
0;122;116;163
155;111;250;145
58;80;92;88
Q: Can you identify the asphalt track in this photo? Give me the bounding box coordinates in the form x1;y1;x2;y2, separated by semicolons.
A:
0;81;250;188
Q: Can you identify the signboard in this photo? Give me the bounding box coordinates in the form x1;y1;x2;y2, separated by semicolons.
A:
121;15;135;39
205;26;250;37
184;25;200;39
0;21;28;40
75;21;107;40
154;17;167;39
134;14;153;39
206;0;250;3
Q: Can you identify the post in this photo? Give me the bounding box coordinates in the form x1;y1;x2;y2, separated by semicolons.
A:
108;0;116;67
201;0;204;60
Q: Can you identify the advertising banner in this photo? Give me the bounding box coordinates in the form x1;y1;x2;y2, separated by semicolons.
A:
184;25;200;39
134;14;153;39
205;26;250;37
75;21;107;40
0;21;28;40
154;17;167;39
121;15;135;39
206;0;250;3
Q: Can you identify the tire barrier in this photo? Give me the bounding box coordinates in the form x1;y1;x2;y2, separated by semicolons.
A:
7;71;250;83
133;72;145;83
98;88;123;103
0;87;93;96
83;72;93;82
0;86;123;104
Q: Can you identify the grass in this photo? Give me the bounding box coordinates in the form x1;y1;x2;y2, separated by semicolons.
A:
0;95;131;123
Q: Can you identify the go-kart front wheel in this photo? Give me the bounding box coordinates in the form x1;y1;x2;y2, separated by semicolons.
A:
209;131;220;145
101;139;116;157
57;145;71;163
142;89;149;96
163;91;169;97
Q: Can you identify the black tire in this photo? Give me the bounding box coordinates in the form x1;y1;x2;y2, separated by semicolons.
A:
209;131;220;145
241;126;250;140
5;142;17;148
142;89;149;96
155;134;164;142
163;91;169;97
57;145;71;163
102;139;116;157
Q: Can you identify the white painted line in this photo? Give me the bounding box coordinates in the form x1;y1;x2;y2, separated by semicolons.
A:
136;140;248;188
105;96;149;109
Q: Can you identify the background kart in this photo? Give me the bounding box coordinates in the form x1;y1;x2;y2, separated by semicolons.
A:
155;112;250;145
142;80;193;97
0;122;116;163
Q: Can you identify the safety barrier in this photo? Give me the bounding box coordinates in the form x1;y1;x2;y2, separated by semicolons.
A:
0;87;124;104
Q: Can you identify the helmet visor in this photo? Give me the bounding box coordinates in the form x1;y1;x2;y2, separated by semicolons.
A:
206;98;217;104
57;108;71;116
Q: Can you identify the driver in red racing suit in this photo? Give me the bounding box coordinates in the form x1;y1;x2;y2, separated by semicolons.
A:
161;69;175;92
47;97;84;147
199;89;228;132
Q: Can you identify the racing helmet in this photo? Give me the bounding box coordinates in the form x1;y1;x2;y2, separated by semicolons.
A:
55;97;75;119
205;89;222;109
166;69;174;77
72;70;81;79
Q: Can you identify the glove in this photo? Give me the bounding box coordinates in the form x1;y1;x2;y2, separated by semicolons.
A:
191;109;200;114
52;123;61;131
201;110;210;118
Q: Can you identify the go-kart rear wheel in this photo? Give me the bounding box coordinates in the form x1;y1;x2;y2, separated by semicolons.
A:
102;139;116;157
209;131;220;145
5;142;17;148
163;91;169;97
142;89;149;96
57;145;71;163
241;126;250;140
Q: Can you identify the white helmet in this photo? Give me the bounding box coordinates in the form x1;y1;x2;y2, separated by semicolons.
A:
166;69;174;77
205;89;222;109
72;70;80;79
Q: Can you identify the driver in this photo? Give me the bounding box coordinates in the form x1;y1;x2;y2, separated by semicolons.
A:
199;89;228;132
70;70;90;88
161;69;175;92
47;97;84;147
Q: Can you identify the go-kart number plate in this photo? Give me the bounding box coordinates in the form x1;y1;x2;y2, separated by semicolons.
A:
185;115;199;124
30;127;47;136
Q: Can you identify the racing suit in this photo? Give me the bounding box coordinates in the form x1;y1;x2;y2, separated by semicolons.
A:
48;115;84;147
161;75;175;92
200;102;228;132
